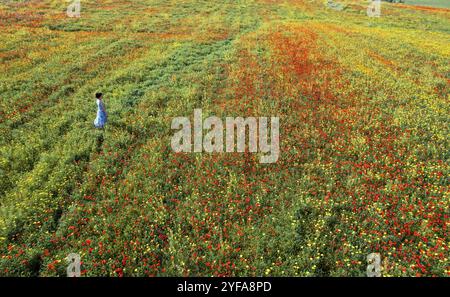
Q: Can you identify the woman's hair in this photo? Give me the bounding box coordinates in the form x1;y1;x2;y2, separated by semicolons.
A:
95;92;103;99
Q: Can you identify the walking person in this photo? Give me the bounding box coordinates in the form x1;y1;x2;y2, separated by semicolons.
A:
94;92;107;129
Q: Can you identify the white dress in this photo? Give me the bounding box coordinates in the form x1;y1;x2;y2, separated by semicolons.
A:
94;99;107;128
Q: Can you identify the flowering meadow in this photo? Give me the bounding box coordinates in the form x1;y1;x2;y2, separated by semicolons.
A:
0;0;448;277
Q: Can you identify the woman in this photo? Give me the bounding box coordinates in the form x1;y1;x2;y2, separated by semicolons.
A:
94;92;107;129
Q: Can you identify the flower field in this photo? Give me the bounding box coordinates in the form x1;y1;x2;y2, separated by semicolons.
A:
0;0;448;277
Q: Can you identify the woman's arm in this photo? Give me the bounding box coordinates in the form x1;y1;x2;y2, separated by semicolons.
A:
102;101;107;116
